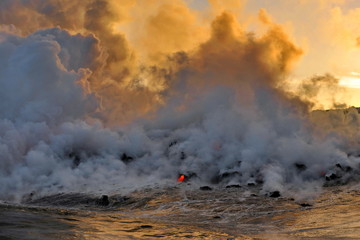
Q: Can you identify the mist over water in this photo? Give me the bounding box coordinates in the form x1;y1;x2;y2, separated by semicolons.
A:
0;0;360;203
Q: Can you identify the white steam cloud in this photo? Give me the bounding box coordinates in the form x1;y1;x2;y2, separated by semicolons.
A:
0;1;359;202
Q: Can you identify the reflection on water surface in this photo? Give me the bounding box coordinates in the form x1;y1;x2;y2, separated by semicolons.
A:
1;186;360;239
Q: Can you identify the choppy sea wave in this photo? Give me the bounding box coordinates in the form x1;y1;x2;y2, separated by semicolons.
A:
1;184;360;239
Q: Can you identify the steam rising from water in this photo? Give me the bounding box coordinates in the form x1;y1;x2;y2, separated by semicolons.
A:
0;0;359;202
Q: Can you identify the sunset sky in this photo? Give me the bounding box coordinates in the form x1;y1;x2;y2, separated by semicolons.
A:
186;0;360;107
187;0;360;78
1;0;360;112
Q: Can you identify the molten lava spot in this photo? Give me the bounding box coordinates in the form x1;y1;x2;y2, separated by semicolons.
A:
177;174;186;182
177;172;197;182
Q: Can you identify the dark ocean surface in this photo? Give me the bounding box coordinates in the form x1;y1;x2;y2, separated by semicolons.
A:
1;185;360;239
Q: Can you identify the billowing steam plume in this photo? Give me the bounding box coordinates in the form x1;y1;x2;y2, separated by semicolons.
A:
0;0;359;202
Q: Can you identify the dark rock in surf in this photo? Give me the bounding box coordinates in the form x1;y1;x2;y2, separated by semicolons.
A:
96;195;110;206
26;193;99;207
225;184;241;189
247;178;256;186
325;172;338;181
22;191;36;202
200;186;212;191
335;163;353;172
335;163;343;170
254;173;264;185
140;225;153;229
269;191;281;198
211;171;241;184
112;196;132;207
345;166;353;172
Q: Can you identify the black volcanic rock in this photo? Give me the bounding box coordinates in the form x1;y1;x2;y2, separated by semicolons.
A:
168;141;177;148
121;153;134;163
247;178;256;186
140;225;153;229
325;172;338;181
96;195;110;206
335;163;343;170
345;166;353;172
225;184;241;189
68;152;81;168
269;191;281;198
200;186;212;191
211;171;241;184
295;163;307;172
335;163;353;173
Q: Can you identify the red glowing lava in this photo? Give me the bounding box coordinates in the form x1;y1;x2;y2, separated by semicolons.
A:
177;175;185;182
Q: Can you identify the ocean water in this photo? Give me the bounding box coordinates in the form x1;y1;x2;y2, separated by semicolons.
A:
1;185;360;240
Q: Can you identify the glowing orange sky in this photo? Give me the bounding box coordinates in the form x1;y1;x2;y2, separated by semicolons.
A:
2;0;360;110
186;0;360;77
184;0;360;108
